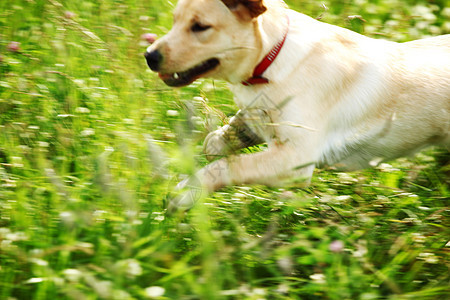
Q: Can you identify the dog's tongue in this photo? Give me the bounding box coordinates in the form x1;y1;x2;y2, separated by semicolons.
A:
158;73;173;80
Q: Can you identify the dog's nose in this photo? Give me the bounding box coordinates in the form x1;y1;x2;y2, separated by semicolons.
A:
144;50;163;71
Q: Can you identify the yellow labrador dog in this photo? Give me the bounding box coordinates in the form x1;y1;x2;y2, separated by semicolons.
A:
145;0;450;211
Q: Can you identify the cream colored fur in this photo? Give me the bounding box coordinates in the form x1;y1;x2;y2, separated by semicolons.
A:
146;0;450;212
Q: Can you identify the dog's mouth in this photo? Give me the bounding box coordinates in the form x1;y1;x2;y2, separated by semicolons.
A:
159;58;220;87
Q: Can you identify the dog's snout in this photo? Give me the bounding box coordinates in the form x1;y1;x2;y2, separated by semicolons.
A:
144;50;163;71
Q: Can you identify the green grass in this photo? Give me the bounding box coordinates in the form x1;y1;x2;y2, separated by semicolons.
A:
0;0;449;299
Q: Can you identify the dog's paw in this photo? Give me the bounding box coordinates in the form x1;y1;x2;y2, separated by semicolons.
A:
167;176;205;215
167;190;197;215
203;126;231;161
166;160;230;215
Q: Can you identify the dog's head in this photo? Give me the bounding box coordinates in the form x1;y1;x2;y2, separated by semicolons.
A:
144;0;267;87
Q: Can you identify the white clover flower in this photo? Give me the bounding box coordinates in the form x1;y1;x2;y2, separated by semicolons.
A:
166;110;179;117
145;286;165;298
75;107;90;113
310;273;326;284
63;269;83;282
80;128;95;137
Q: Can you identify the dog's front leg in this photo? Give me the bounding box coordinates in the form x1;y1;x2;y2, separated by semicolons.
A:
169;142;316;213
203;110;265;161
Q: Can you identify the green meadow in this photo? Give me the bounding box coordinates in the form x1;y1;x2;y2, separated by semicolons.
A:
0;0;449;299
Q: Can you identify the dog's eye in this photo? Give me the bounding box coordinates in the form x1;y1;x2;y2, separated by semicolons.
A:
191;22;212;32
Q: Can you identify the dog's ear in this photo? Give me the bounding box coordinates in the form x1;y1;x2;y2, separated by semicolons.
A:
222;0;267;19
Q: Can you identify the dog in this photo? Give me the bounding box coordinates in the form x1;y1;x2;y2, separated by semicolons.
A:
145;0;450;212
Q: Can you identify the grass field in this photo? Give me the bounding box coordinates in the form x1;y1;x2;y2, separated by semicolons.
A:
0;0;449;299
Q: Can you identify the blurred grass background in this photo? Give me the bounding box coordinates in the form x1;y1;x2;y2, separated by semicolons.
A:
0;0;449;299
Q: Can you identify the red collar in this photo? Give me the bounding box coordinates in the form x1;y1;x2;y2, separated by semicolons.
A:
242;16;290;86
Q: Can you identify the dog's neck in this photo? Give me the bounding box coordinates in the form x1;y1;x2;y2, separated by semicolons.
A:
242;14;289;86
257;1;289;60
233;0;289;86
